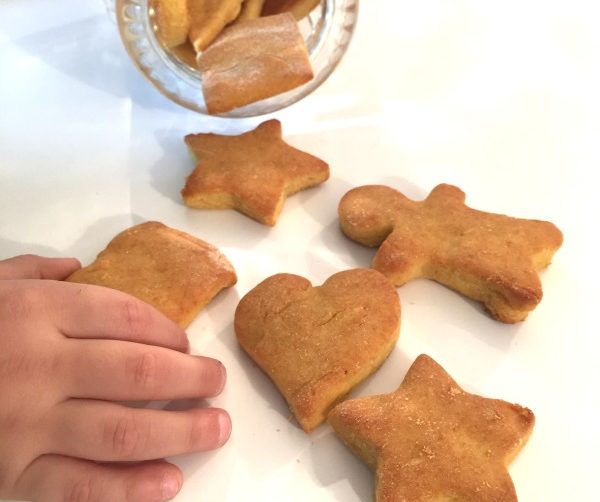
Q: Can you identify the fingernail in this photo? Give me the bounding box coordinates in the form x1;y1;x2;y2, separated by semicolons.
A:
215;361;227;396
218;410;232;446
161;473;181;501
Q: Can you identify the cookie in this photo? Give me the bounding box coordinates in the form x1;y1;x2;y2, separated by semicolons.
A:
338;184;563;323
188;0;244;52
235;269;401;432
196;13;313;114
170;41;198;67
262;0;320;19
328;354;534;502
150;0;190;48
67;221;237;328
235;0;266;21
182;119;329;226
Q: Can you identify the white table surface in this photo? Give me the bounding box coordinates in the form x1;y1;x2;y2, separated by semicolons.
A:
1;1;600;500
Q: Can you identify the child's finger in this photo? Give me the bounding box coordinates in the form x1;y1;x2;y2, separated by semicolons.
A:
15;454;182;502
50;281;189;352
62;339;226;401
0;254;81;280
47;400;231;461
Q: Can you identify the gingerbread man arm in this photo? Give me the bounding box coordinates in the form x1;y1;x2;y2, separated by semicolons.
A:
424;182;467;206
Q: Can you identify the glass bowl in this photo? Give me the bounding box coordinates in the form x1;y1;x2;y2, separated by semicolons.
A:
107;0;358;117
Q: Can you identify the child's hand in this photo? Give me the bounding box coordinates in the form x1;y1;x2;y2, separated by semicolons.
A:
0;255;231;502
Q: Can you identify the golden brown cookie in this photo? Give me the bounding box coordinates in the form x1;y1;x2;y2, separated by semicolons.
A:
262;0;320;19
235;0;266;21
187;0;244;52
235;269;401;432
170;40;198;67
182;119;329;226
196;13;313;115
150;0;190;48
328;354;535;502
67;221;237;328
338;184;563;323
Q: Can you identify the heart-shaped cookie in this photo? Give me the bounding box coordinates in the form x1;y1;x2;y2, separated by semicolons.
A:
234;268;401;432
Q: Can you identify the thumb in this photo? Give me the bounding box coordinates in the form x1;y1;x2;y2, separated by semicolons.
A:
15;455;183;502
0;255;81;280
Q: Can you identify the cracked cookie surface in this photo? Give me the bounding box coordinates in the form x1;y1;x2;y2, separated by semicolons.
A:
234;268;400;432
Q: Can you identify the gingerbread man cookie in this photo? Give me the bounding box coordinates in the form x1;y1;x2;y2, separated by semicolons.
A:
338;184;563;322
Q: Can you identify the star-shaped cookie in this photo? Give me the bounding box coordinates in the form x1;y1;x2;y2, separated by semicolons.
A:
182;119;329;225
328;354;535;502
338;184;563;323
67;221;237;328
